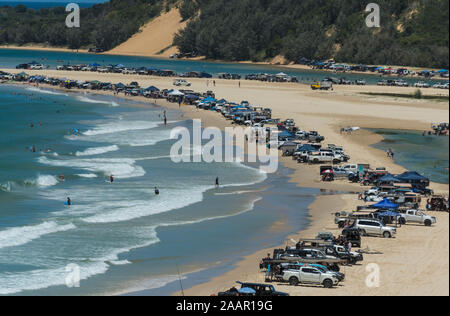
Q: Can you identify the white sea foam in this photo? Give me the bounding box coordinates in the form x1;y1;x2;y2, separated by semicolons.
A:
0;182;12;192
76;96;119;107
0;261;108;295
82;186;210;224
24;175;59;187
0;221;76;249
26;87;68;96
82;121;160;136
75;145;119;157
76;173;98;178
38;156;145;179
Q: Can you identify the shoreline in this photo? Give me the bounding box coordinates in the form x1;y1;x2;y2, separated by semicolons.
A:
1;46;449;81
2;72;448;296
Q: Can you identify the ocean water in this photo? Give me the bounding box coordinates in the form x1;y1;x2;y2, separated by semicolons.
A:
371;129;449;184
0;48;441;86
0;84;315;296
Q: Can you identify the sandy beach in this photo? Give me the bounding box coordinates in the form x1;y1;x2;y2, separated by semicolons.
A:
2;68;449;296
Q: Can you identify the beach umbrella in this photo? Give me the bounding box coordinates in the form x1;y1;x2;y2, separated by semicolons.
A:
237;288;256;295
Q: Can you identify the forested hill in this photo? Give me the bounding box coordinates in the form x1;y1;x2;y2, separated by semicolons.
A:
0;0;448;69
175;0;449;69
0;0;175;51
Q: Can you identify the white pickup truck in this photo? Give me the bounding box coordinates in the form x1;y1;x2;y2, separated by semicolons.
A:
282;266;340;288
307;152;343;164
399;210;436;226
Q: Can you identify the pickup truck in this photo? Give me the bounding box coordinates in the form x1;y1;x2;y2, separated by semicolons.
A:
399;210;436;226
282;266;340;288
307;152;343;164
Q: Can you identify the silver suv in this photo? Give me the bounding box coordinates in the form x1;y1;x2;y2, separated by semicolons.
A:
354;219;396;238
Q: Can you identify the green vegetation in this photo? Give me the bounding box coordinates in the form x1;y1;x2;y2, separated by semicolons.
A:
0;0;448;69
0;0;177;51
174;0;449;68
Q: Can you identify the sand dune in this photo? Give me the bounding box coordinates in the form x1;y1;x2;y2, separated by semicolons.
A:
106;8;187;58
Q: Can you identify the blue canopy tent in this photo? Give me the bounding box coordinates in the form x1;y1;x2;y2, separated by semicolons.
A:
370;198;399;210
90;63;100;67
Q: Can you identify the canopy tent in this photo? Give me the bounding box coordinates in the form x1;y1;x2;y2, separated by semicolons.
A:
216;99;227;104
90;63;101;67
375;174;401;184
168;90;184;96
370;198;399;210
114;83;126;88
232;105;245;110
144;85;159;92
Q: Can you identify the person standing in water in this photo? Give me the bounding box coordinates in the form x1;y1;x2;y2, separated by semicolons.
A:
154;186;160;195
67;197;71;206
110;175;114;183
215;177;220;188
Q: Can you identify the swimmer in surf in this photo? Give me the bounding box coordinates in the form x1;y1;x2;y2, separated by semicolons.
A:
67;197;71;206
155;187;160;195
110;175;114;183
215;177;220;188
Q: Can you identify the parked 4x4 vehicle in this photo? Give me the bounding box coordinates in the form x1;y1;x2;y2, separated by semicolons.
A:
353;219;396;238
399;210;436;226
218;282;289;296
282;266;340;288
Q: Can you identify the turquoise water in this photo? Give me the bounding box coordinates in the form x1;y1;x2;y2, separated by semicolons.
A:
0;84;315;295
371;129;449;184
0;48;442;86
